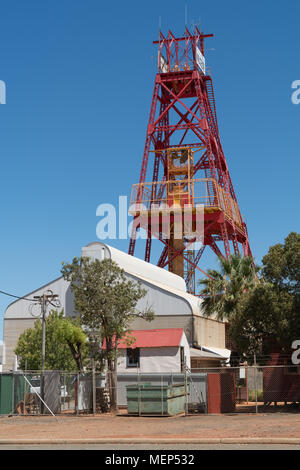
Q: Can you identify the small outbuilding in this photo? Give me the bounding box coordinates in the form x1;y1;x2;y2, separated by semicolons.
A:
111;328;191;373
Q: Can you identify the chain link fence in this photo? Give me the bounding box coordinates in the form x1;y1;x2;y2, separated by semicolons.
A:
1;364;300;416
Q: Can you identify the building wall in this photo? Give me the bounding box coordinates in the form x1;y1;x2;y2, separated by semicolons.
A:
129;315;193;345
128;314;225;350
116;336;190;373
2;318;36;370
125;272;192;318
263;353;300;403
0;340;3;372
118;347;188;373
4;277;72;320
191;358;224;369
3;309;193;372
3;276;72;371
3;310;193;372
2;242;226;370
193;315;225;349
3;268;194;371
2;312;225;371
116;347;179;373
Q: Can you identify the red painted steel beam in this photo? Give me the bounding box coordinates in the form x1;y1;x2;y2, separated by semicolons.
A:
185;244;206;285
129;28;252;282
153;33;214;44
159;79;204;125
152;78;194;129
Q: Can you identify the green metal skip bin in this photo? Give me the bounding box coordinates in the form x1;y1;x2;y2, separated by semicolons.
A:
126;383;190;416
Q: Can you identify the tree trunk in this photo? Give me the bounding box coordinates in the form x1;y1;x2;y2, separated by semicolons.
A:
67;340;83;372
107;356;118;413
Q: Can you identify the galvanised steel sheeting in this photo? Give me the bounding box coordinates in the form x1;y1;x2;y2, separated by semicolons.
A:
126;383;190;416
117;372;207;409
0;373;25;415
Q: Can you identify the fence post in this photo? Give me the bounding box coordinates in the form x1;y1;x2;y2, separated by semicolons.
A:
184;362;188;416
92;360;96;415
76;373;79;416
63;372;67;410
11;371;14;415
246;364;249;404
254;354;258;414
161;374;163;416
23;370;26;415
138;369;141;416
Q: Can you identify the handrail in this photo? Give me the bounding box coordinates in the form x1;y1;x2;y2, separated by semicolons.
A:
129;178;242;228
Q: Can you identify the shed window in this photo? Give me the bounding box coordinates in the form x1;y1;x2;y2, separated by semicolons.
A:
126;348;140;368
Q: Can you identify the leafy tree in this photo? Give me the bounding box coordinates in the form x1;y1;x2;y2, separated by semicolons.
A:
226;233;300;360
55;316;88;372
261;232;300;349
198;254;259;321
61;256;154;411
262;232;300;296
14;310;88;371
228;282;293;360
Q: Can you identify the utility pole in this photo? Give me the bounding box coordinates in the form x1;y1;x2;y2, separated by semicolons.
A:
33;290;59;413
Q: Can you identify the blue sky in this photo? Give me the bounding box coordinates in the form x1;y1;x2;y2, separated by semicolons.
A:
0;0;299;339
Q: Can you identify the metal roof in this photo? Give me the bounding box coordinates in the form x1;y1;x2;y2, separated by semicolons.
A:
4;242;219;322
82;242;204;316
104;328;185;349
190;346;231;360
82;242;187;292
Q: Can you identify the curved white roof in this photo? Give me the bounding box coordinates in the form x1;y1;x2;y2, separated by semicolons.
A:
81;242;204;316
4;241;205;319
81;242;187;293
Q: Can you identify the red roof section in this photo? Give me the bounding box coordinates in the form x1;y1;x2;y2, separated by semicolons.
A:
102;328;184;349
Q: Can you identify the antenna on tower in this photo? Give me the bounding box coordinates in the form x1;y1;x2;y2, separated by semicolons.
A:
159;15;162;32
185;4;188;27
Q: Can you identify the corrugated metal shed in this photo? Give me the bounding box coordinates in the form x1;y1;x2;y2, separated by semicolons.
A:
3;241;227;370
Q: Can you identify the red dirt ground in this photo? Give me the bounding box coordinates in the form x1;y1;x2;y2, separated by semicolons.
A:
1;410;300;440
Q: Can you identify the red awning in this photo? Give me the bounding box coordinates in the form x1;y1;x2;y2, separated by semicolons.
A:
102;328;184;349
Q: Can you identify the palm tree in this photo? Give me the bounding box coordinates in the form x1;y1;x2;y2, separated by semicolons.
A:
198;254;260;321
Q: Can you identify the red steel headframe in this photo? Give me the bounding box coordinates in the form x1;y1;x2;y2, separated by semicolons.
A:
128;27;252;289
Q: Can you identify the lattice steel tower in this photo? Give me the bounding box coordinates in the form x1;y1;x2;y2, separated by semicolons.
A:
128;28;251;294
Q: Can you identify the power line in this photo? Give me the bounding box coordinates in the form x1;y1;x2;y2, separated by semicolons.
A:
0;289;37;302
